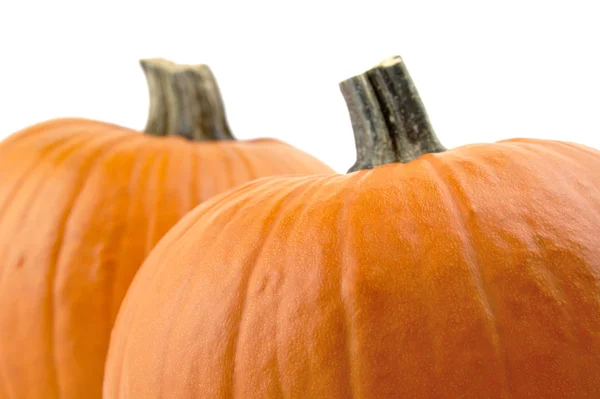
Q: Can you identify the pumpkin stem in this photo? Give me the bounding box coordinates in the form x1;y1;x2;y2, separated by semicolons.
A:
140;58;235;141
340;56;445;172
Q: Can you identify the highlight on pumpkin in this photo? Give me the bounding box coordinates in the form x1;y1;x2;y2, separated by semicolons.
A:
0;58;333;399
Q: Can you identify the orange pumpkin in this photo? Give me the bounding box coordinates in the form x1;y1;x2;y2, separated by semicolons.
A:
0;59;333;399
104;56;600;398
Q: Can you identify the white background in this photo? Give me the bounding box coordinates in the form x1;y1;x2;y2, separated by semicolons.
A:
0;0;598;173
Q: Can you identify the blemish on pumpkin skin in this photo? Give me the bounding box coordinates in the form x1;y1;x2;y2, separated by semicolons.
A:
15;255;25;269
256;270;283;295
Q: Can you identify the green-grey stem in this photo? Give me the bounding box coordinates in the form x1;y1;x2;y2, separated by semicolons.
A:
340;56;446;172
140;58;235;141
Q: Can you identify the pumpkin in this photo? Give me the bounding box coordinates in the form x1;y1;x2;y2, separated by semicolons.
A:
0;58;333;399
103;56;600;398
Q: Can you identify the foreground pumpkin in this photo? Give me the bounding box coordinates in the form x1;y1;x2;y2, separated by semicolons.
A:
104;56;600;398
0;59;332;399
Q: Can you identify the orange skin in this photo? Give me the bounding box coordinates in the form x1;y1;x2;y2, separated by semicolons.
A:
104;138;600;398
0;118;333;399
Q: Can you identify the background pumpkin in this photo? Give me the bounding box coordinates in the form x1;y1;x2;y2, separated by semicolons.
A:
104;56;600;398
0;59;333;399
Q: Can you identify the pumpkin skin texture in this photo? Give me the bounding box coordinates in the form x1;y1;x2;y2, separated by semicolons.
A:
0;63;333;399
104;138;600;399
104;58;600;398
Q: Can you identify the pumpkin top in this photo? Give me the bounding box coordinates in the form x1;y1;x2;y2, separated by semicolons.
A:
341;55;446;172
140;58;235;142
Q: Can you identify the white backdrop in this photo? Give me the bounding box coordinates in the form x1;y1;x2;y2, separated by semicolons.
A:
1;0;598;172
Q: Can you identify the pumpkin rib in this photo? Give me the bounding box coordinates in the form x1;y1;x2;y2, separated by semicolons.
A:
0;371;7;399
112;178;274;396
212;147;234;200
50;132;142;398
145;147;171;254
105;136;150;327
171;181;283;396
109;138;152;396
216;144;238;186
154;244;198;399
0;118;80;148
153;155;247;398
0;122;114;230
501;141;599;300
561;141;600;163
270;141;324;175
0;130;109;398
169;188;255;397
182;181;287;396
258;142;301;175
187;140;199;210
337;171;376;398
0;133;78;250
546;141;600;220
106;138;157;332
193;144;223;203
270;174;350;397
74;133;160;398
229;144;257;182
503;140;600;218
505;145;597;394
4;128;124;398
267;176;338;397
539;140;600;193
424;154;511;396
113;137;162;273
0;131;91;280
228;179;311;397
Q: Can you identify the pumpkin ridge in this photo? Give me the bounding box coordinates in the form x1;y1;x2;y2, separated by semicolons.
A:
0;131;104;398
0;123;122;228
271;175;341;395
267;142;315;175
0;133;79;238
153;149;257;398
560;141;600;161
0;118;85;148
111;178;277;396
105;136;150;327
0;133;90;398
50;132;141;399
228;178;316;397
111;141;175;397
181;181;282;396
228;144;258;182
0;132;94;279
110;136;184;397
188;140;199;207
287;143;329;174
532;141;600;222
423;154;510;397
545;141;600;185
144;148;171;254
338;173;368;399
224;144;239;192
154;235;199;399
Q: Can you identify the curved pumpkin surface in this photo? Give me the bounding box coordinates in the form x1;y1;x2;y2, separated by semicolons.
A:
0;62;333;399
105;138;600;398
104;57;600;399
